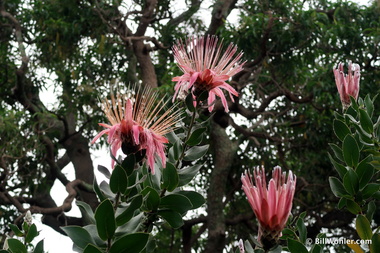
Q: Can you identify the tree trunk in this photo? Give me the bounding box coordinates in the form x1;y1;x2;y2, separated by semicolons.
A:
63;133;98;210
205;119;238;252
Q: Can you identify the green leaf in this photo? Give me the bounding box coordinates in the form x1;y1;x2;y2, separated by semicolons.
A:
364;94;374;117
287;238;308;253
328;153;347;179
25;224;38;243
370;233;380;253
296;218;307;243
109;233;149;253
162;163;179;192
342;135;360;168
157;210;184;229
337;197;347;209
159;194;193;214
310;244;323;253
359;109;373;134
281;228;297;239
121;154;136;176
145;235;157;253
116;213;144;234
178;164;202;187
343;168;359;195
61;226;95;249
7;239;27;253
185;93;195;112
346;106;358;119
109;165;128;194
178;191;205;209
98;165;111;179
99;180;116;199
76;200;96;224
93;178;106;202
350;96;359;110
366;201;376;222
329;143;344;162
244;239;255;253
8;224;23;237
141;186;160;211
166;131;181;144
186;127;206;146
346;199;361;214
356;215;372;240
268;245;282;253
116;195;143;226
33;240;44;253
329;177;349;198
362;183;380;199
94;199;116;241
356;156;375;190
83;225;107;248
333;119;351;141
83;244;103;253
183;145;209;161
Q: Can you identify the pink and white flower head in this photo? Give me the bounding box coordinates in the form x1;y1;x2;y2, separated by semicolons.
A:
241;166;296;249
91;86;182;174
172;35;245;112
333;61;360;110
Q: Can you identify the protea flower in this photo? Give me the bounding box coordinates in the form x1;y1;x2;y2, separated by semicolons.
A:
241;166;296;250
333;61;360;110
172;36;245;112
91;86;182;174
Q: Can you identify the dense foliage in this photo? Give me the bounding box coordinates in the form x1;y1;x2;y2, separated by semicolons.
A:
0;0;379;252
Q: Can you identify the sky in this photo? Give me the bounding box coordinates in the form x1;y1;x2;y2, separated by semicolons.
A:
27;0;375;252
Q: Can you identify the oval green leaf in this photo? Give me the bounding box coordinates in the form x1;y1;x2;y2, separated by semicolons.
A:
109;233;149;253
333;119;351;141
83;244;103;253
94;199;116;241
178;164;202;187
356;214;372;240
183;145;209;161
158;210;184;229
346;199;361;214
287;238;308;253
370;233;380;253
343;168;359;195
33;240;44;253
159;194;193;214
186;128;206;146
76;200;96;224
362;183;380;199
178;191;205;209
7;239;27;253
116;195;143;226
25;224;38;243
359;109;373;134
141;186;160;211
342;135;360;168
110;165;128;194
329;177;349;198
61;226;95;250
162;163;179;192
356;156;374;190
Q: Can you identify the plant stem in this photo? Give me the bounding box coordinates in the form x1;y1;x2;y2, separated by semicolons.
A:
175;109;197;169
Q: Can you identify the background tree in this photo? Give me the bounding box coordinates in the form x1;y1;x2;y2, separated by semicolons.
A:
0;0;379;252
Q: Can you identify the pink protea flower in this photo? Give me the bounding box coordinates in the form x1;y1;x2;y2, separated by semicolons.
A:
172;36;245;112
91;86;182;174
333;61;360;109
241;166;296;249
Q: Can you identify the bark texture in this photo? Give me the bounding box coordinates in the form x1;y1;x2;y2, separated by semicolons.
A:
205;120;238;252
